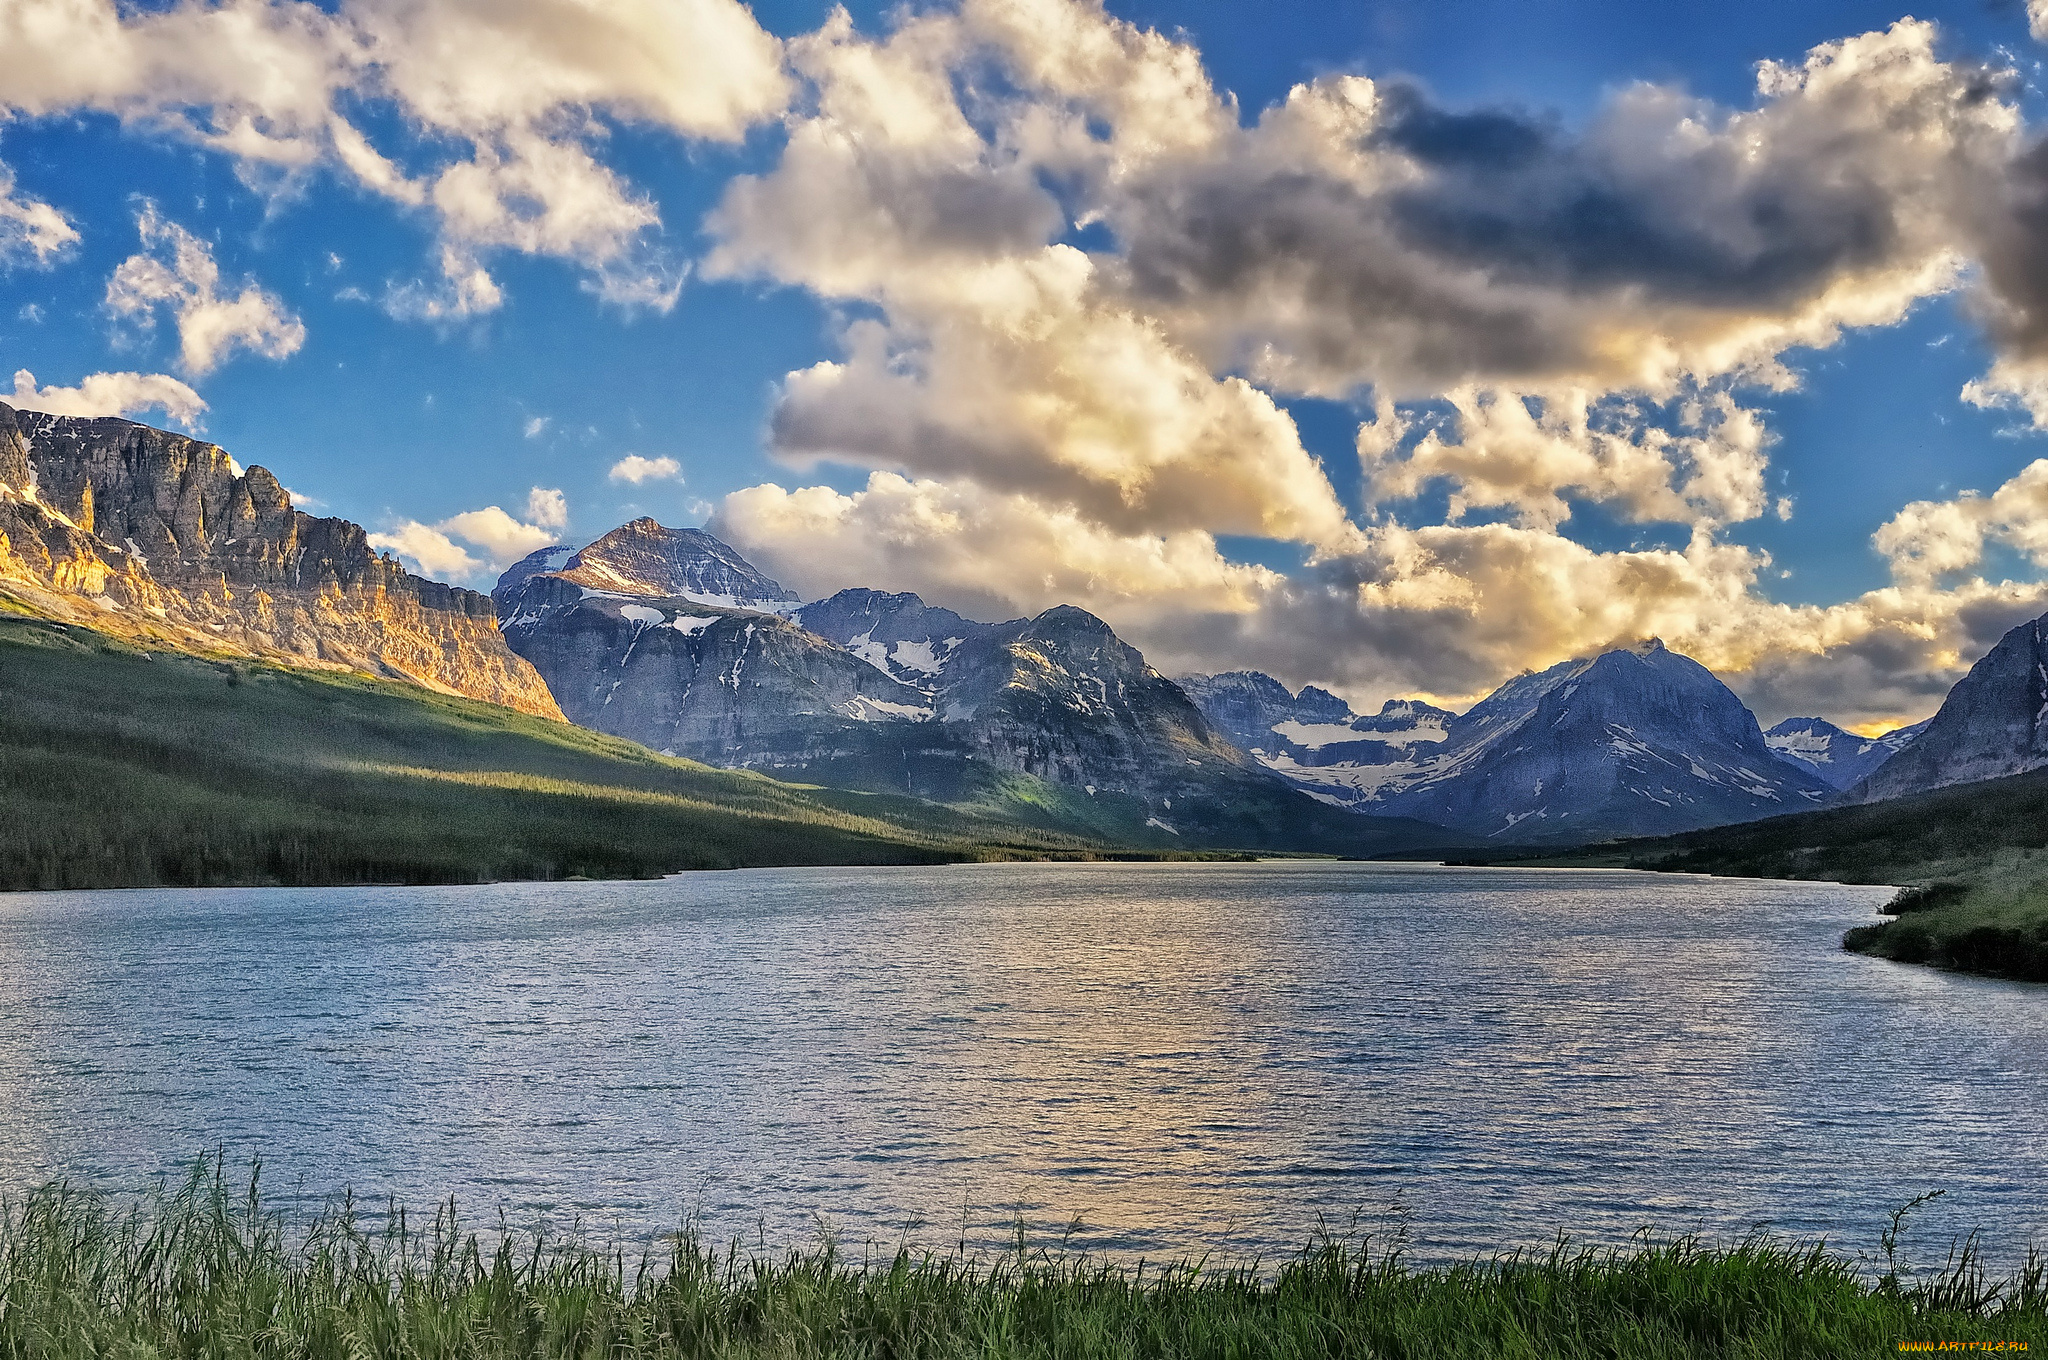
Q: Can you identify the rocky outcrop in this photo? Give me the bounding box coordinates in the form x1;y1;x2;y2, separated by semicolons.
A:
0;402;561;718
1848;610;2048;802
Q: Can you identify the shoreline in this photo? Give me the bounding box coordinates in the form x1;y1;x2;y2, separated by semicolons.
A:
4;1169;2041;1357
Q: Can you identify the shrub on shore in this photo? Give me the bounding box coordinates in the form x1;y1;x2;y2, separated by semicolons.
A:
3;1165;2043;1359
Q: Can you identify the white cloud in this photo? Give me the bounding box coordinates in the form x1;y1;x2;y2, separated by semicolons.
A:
1365;387;1773;531
0;161;78;267
525;485;567;530
1873;460;2048;583
380;246;505;321
370;484;568;580
715;472;1283;626
23;0;2048;727
104;204;305;374
697;2;2048;728
0;0;790;311
367;522;483;580
607;453;680;483
523;414;551;438
7;367;208;428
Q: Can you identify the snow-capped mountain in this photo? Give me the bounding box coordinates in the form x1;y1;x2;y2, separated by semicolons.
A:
793;589;995;687
495;529;1459;854
496;518;800;617
1764;716;1929;791
1179;672;1456;806
1187;644;1831;841
1177;671;1352;751
1847;608;2048;803
500;576;935;760
1373;640;1833;840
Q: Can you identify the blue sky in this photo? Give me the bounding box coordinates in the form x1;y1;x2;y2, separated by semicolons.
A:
6;0;2048;725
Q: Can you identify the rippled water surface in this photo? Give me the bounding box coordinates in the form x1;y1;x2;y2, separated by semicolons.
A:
1;862;2042;1265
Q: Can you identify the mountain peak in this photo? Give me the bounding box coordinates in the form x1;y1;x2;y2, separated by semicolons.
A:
503;519;799;613
1848;608;2048;802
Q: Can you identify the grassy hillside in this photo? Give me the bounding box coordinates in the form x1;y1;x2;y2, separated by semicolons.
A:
0;614;1152;889
1491;771;2048;982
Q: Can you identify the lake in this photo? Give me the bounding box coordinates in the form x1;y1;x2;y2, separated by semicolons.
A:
0;862;2041;1268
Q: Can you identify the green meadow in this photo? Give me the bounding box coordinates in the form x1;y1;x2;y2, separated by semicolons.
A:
0;613;1151;890
2;1166;2042;1360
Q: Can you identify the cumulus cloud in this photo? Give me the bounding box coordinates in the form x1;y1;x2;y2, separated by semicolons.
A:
689;0;2048;731
0;0;790;312
608;453;680;483
525;485;567;531
368;484;568;581
1365;387;1773;531
104;204;305;374
367;522;482;581
717;473;1285;625
695;1;2048;726
0;161;78;267
7;367;208;428
1873;460;2048;583
380;246;505;322
27;0;2048;726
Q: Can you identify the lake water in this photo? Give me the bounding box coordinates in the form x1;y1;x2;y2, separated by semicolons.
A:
0;862;2042;1269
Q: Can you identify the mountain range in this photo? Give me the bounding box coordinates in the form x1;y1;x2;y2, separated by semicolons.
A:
16;404;2048;865
493;520;1455;855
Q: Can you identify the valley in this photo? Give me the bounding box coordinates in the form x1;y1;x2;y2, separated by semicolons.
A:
7;400;2048;986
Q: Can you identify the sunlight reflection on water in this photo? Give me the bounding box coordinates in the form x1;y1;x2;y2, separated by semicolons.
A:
0;862;2040;1267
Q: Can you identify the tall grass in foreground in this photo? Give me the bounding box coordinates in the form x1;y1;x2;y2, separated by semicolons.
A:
3;1165;2044;1359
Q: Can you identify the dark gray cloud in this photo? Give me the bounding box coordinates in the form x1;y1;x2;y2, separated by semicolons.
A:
1104;30;2014;397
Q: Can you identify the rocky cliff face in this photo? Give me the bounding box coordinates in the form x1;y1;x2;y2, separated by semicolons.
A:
1178;671;1350;752
1180;671;1455;789
0;402;561;717
1847;610;2048;802
499;575;932;760
1765;716;1928;791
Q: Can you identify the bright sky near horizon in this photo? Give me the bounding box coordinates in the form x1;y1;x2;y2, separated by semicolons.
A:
7;0;2048;730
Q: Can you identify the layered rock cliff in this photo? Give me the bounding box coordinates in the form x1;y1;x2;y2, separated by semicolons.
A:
0;402;561;718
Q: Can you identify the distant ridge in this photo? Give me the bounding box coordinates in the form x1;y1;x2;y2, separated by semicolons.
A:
1184;643;1829;842
1764;716;1927;791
